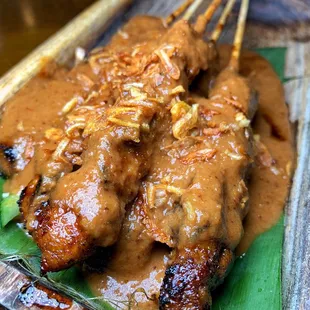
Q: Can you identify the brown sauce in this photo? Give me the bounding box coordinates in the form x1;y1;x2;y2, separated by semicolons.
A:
236;47;293;253
0;23;293;308
1;64;93;194
88;245;169;309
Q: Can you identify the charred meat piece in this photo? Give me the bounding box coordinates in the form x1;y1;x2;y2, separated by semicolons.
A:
159;244;233;310
0;144;17;177
21;19;212;272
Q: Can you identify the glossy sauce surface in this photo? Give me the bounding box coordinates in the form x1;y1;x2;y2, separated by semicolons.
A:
0;27;293;310
86;47;293;308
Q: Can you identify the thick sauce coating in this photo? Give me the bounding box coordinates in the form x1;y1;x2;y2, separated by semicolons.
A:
18;17;212;273
88;48;293;309
0;19;293;310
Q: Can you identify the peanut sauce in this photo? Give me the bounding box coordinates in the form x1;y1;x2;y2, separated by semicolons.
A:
86;47;293;308
0;20;293;309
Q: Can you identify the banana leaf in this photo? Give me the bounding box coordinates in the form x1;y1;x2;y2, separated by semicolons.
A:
0;195;19;228
0;47;287;310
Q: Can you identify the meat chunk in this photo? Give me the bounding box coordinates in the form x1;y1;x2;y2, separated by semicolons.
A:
160;245;233;310
110;68;255;308
21;19;211;272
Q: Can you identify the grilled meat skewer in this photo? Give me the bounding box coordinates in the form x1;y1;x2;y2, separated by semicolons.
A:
107;1;253;308
159;68;255;309
160;0;251;307
21;18;212;272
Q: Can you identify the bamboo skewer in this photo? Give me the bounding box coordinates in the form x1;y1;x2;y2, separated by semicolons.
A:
211;0;237;41
167;0;238;47
183;0;204;21
195;0;223;33
165;0;195;24
229;0;250;70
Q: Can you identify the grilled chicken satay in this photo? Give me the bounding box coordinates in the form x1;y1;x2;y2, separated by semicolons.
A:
0;16;166;193
21;19;212;272
158;70;255;309
159;0;252;306
110;68;256;308
108;2;254;308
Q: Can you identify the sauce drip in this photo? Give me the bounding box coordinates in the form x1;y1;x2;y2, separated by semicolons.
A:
89;245;169;309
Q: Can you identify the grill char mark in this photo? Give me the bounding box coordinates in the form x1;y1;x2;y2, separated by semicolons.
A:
159;244;233;310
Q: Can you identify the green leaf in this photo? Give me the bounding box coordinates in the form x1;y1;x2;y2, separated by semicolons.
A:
0;222;39;257
255;47;286;82
0;195;20;228
0;220;110;310
213;216;283;309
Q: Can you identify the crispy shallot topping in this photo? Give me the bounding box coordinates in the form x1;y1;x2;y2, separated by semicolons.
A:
254;135;274;167
235;112;250;128
45;128;64;141
154;47;180;80
180;148;216;165
65;122;86;137
170;85;186;95
129;87;147;100
52;138;70;161
85;91;99;103
172;104;199;140
170;101;191;123
107;117;140;129
224;96;246;114
61;97;80;115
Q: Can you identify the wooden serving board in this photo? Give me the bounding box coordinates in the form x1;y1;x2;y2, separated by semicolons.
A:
1;0;310;309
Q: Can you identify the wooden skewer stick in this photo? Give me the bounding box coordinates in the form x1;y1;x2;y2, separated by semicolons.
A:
166;0;195;24
194;0;223;34
229;0;250;70
210;0;237;42
183;0;204;21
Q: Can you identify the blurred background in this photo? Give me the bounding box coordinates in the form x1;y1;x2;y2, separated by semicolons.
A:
0;0;96;75
0;0;309;76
